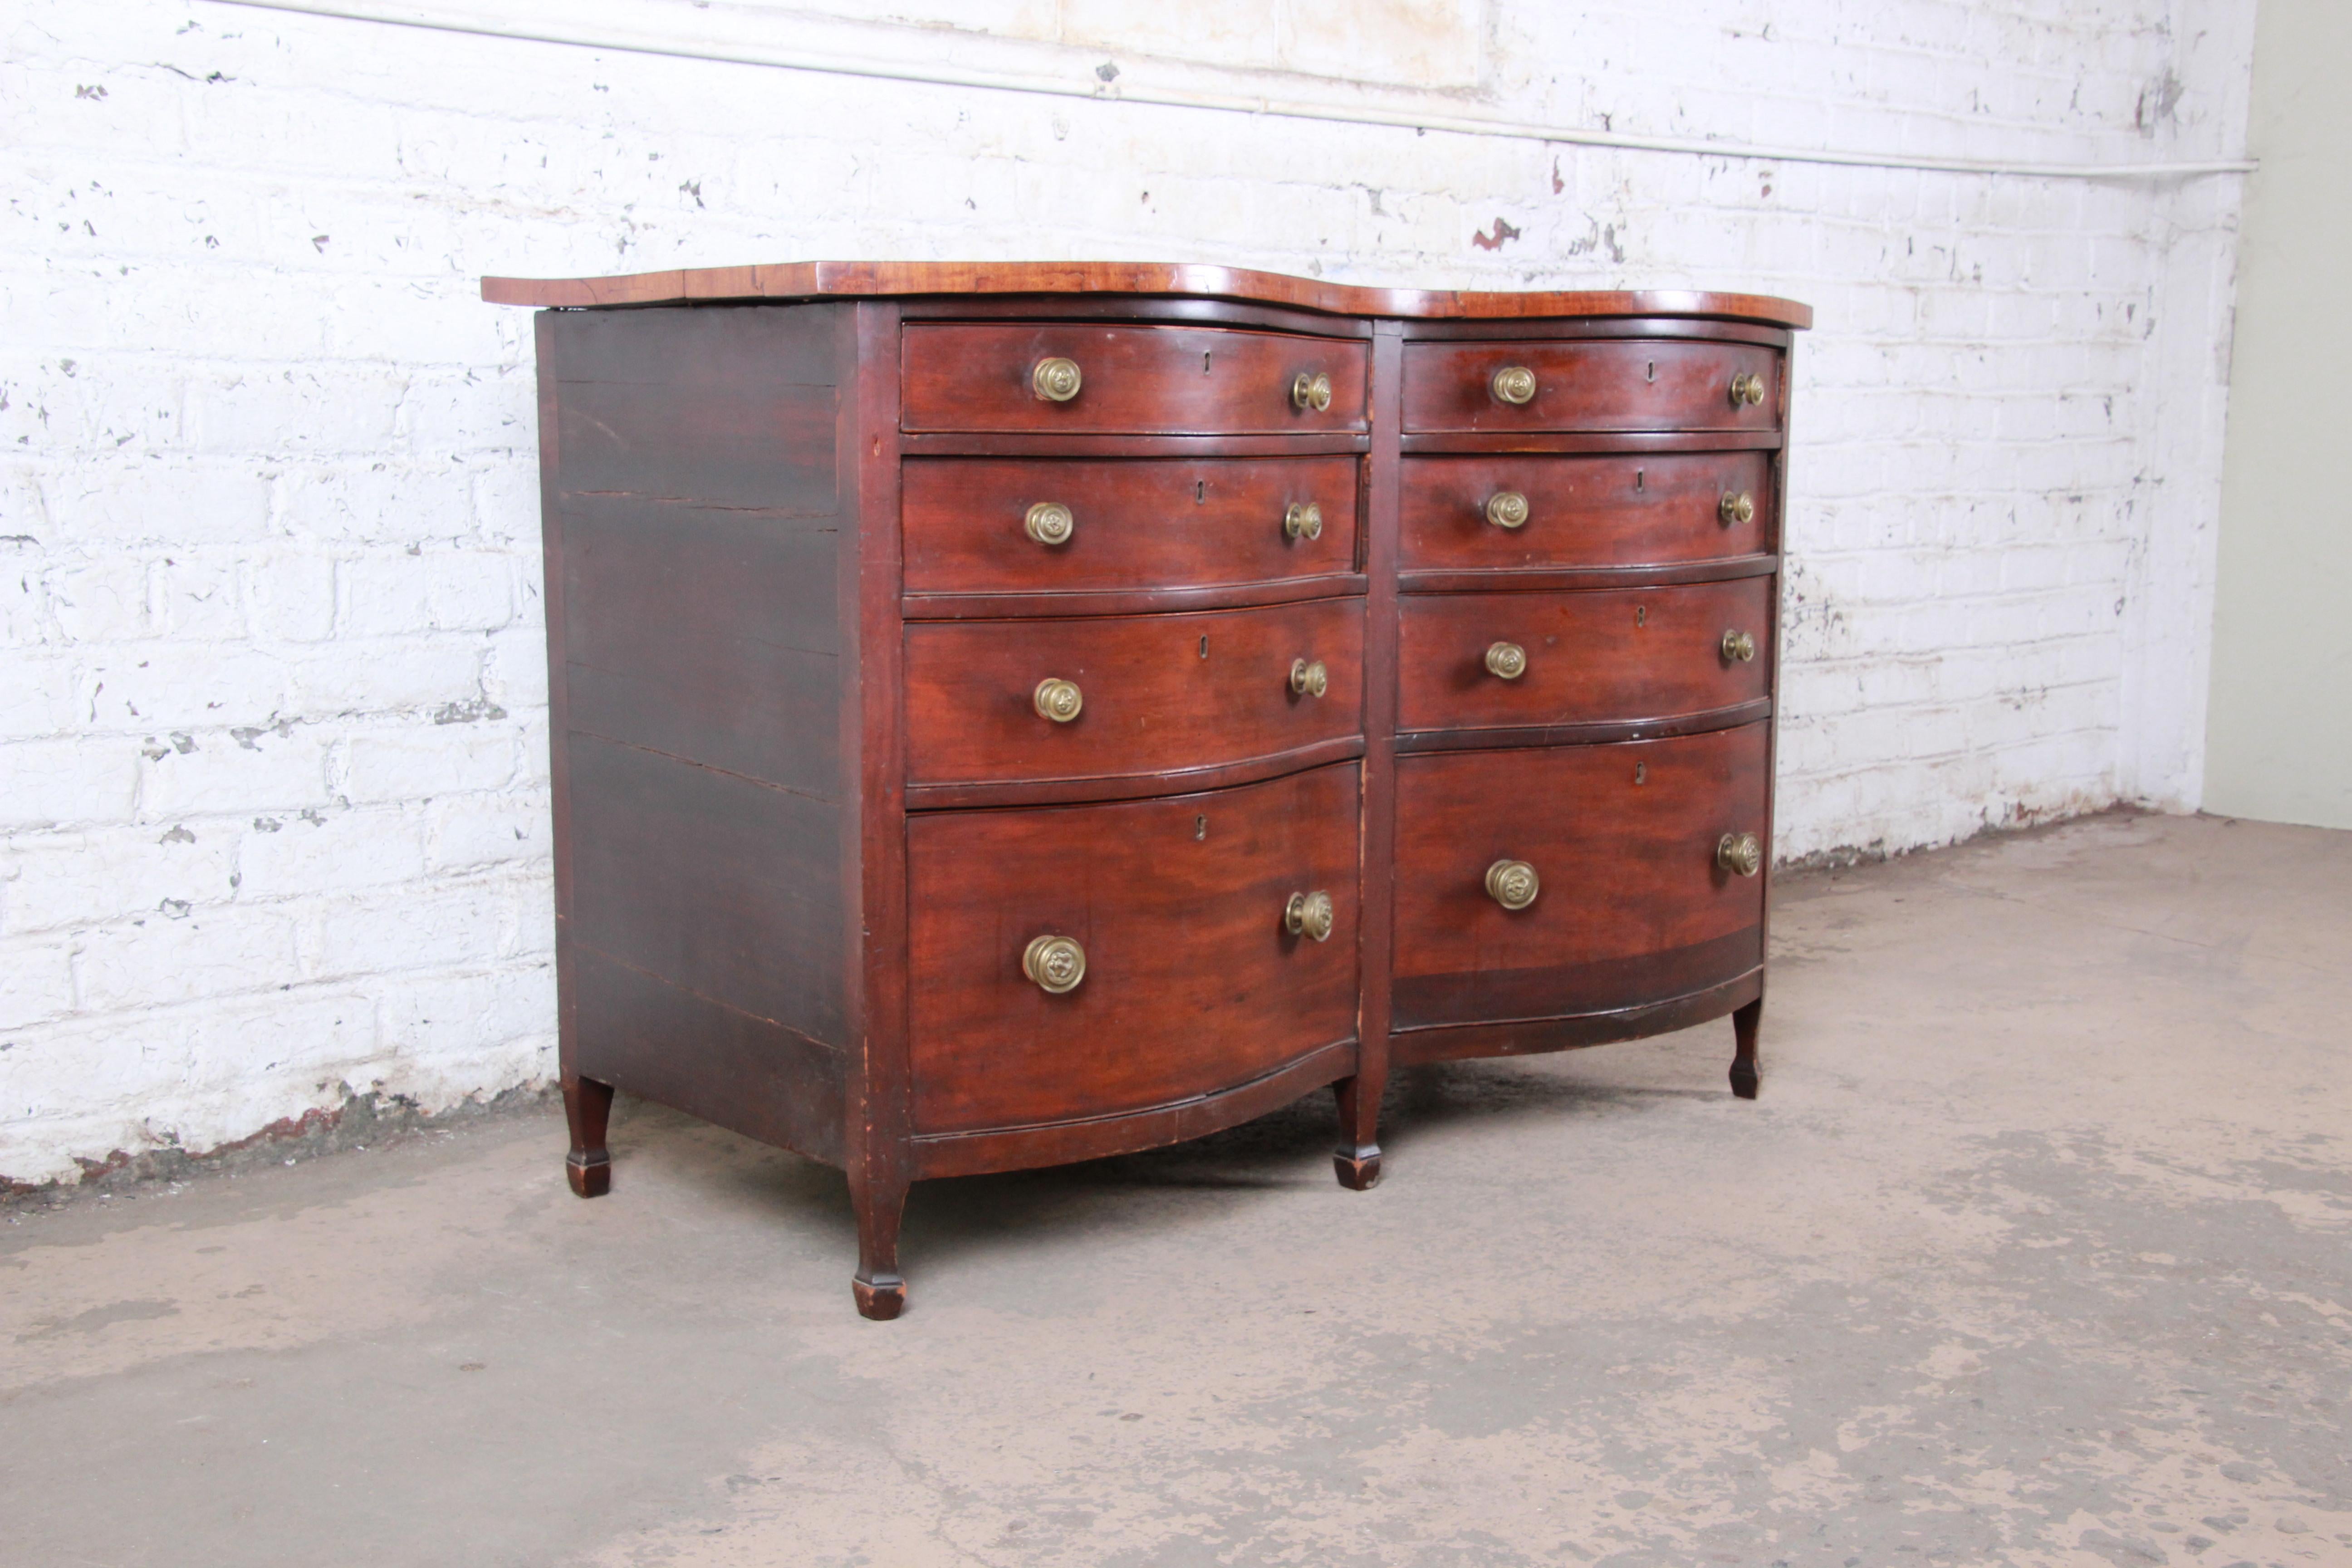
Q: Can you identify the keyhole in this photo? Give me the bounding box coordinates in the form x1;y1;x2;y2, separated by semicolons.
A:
1195;480;1205;504
1203;350;1213;374
1646;360;1656;382
1636;605;1647;627
1195;814;1208;840
1636;468;1646;492
1635;762;1647;785
1200;636;1210;658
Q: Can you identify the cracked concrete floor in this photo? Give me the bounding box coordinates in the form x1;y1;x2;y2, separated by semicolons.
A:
4;811;2350;1568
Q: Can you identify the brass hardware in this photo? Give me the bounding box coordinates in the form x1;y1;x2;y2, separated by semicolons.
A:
1490;365;1538;405
1031;356;1083;402
1484;641;1528;681
1485;491;1530;529
1022;934;1087;994
1485;858;1540;911
1292;372;1334;412
1289;658;1328;698
1284;890;1336;942
1721;628;1757;663
1024;501;1074;546
1284;501;1324;542
1716;832;1764;877
1033;677;1083;723
1719;491;1756;527
1634;762;1647;784
1195;814;1207;840
1635;604;1647;627
1729;371;1766;407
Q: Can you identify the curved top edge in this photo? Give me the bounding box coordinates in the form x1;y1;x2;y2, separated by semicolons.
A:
478;260;1813;329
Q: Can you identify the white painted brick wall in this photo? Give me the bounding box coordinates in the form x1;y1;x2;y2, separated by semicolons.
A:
0;0;2254;1181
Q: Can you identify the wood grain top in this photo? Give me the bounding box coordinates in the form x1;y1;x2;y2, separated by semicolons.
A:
480;260;1813;328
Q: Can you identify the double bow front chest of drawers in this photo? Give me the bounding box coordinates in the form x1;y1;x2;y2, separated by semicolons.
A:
484;262;1812;1318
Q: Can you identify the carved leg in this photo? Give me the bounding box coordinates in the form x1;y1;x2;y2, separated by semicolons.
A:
1332;1070;1383;1191
563;1074;615;1196
850;1169;911;1321
1730;996;1762;1100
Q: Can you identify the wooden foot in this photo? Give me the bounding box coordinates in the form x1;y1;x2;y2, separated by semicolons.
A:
1331;1072;1384;1191
562;1074;615;1196
1730;996;1762;1100
850;1167;911;1322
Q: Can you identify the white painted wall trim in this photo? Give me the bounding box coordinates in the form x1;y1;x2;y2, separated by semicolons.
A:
211;0;2258;181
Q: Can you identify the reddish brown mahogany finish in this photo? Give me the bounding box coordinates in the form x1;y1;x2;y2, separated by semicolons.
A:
507;263;1804;1319
1398;451;1775;574
1401;339;1782;433
1396;578;1774;735
902;324;1369;435
902;455;1358;601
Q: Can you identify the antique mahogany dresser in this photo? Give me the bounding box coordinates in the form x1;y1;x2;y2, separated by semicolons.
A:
483;262;1811;1318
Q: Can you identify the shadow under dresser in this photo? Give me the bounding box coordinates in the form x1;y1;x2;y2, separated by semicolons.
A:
481;262;1812;1318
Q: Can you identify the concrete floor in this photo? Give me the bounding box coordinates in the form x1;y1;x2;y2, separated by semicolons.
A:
4;813;2349;1568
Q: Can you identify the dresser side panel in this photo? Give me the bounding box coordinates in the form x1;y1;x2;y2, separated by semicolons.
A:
540;304;853;1159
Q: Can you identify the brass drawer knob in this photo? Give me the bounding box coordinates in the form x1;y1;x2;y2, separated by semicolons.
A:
1284;890;1336;942
1022;934;1087;994
1289;658;1328;698
1719;491;1756;527
1485;490;1530;529
1485;858;1539;911
1729;371;1767;407
1716;833;1764;877
1292;372;1334;412
1031;356;1083;402
1284;501;1323;542
1033;677;1083;722
1490;365;1538;405
1484;641;1527;681
1024;501;1074;546
1721;629;1756;663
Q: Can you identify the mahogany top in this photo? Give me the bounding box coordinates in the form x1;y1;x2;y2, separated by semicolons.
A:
479;260;1813;328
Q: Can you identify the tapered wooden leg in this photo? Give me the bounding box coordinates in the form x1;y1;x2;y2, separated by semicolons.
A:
850;1170;910;1321
1730;996;1763;1100
563;1074;615;1196
1332;1070;1383;1190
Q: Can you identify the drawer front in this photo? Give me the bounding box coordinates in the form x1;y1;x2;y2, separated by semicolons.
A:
1396;578;1773;734
902;456;1358;598
907;764;1362;1134
1399;452;1774;573
902;324;1370;434
1391;725;1769;1030
905;598;1363;789
1401;338;1781;433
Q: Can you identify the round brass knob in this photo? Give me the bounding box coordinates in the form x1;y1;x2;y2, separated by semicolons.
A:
1289;658;1328;698
1292;372;1333;412
1719;491;1756;527
1284;890;1336;942
1721;629;1756;663
1485;858;1539;911
1490;365;1537;406
1022;933;1087;994
1284;501;1323;542
1031;357;1083;402
1484;641;1527;681
1716;833;1764;877
1729;371;1766;407
1024;501;1074;546
1033;677;1083;723
1485;491;1530;529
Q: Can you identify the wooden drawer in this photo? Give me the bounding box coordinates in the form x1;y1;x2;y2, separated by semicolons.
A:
902;456;1357;600
904;598;1363;793
902;323;1370;434
1396;578;1773;735
1399;452;1773;574
906;764;1361;1135
1401;338;1780;433
1391;725;1769;1030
